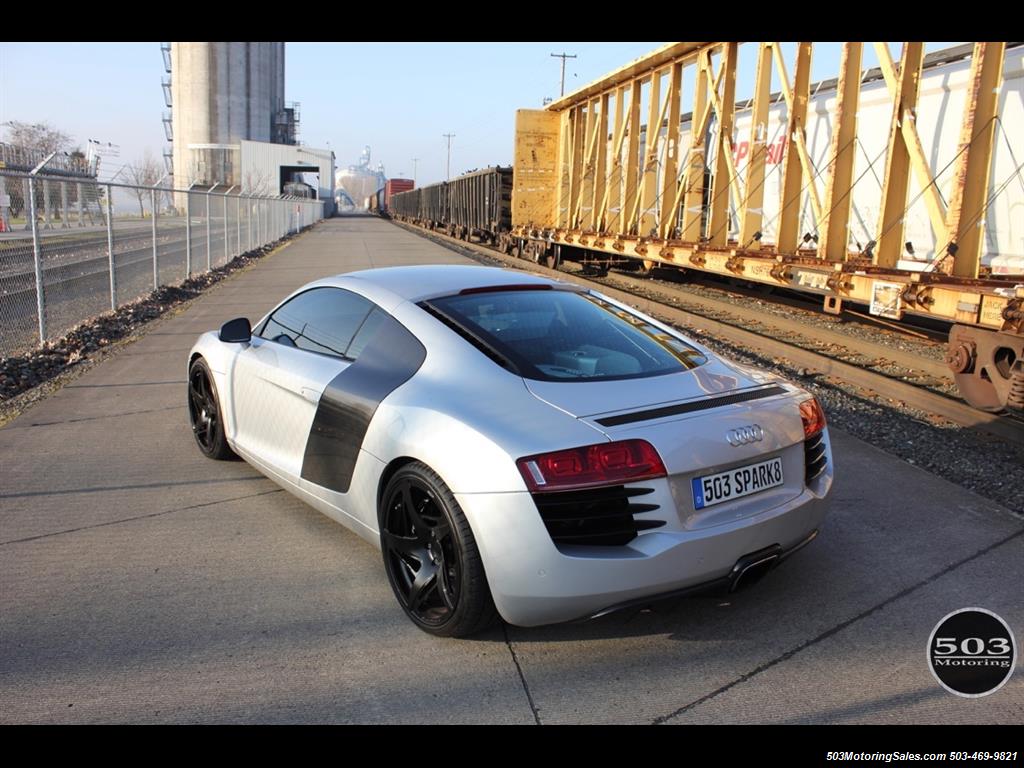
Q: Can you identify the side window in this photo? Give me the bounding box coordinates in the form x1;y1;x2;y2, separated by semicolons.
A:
346;308;388;360
259;287;375;359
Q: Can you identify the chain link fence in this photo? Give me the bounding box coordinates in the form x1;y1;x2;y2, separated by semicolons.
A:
0;171;324;357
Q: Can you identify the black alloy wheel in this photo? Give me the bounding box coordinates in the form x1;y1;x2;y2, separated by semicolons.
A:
379;463;498;637
188;357;234;460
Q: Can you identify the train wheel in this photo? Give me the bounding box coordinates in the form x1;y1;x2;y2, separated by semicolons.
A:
545;245;561;270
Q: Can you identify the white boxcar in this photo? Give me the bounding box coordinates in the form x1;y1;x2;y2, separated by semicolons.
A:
637;43;1023;273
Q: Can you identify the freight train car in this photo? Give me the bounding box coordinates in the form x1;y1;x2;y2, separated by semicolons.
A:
507;42;1024;413
389;184;425;221
384;178;414;212
390;182;448;225
391;167;512;243
389;43;1023;413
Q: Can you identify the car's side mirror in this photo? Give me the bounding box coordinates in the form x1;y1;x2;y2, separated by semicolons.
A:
219;317;252;343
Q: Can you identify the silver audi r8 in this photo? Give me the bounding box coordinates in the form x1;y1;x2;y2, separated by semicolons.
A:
187;265;832;636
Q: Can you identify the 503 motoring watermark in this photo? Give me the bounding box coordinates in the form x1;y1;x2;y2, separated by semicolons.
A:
927;607;1017;698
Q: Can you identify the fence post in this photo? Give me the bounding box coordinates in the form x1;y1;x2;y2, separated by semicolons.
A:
28;178;46;344
223;186;233;265
151;187;159;290
185;189;192;277
22;178;31;231
106;184;116;310
206;192;212;271
60;181;70;229
0;176;9;231
42;178;52;230
236;195;241;257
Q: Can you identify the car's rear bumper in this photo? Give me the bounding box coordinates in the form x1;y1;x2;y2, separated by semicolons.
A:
457;484;828;627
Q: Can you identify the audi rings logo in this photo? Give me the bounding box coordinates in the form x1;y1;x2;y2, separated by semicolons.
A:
727;425;764;446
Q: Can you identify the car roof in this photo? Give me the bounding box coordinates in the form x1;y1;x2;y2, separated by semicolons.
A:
327;264;576;305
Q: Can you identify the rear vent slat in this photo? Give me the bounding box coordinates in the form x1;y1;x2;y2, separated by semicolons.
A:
633;519;665;531
539;502;661;522
532;486;654;510
533;485;664;547
804;433;827;486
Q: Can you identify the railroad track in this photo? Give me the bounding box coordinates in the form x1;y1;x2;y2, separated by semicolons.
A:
393;219;1024;447
580;267;953;383
623;264;952;343
0;232;230;356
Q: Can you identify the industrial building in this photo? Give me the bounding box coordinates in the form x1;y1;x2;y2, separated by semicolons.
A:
164;42;334;213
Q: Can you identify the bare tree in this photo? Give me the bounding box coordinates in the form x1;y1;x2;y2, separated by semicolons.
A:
124;152;162;218
243;169;271;196
3;120;73;154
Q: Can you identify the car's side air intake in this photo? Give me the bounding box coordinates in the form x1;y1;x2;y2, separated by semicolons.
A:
804;432;828;485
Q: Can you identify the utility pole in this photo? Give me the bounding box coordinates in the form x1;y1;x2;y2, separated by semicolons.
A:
551;52;577;97
412;158;419;186
442;134;455;181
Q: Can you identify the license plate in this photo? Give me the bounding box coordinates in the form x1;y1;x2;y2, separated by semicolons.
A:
691;457;784;510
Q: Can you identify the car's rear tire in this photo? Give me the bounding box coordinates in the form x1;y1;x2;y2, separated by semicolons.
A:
379;462;499;637
188;357;235;460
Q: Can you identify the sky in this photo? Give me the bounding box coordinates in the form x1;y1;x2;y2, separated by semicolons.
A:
0;42;967;188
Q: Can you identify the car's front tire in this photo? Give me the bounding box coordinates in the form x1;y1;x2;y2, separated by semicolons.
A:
379;462;498;637
187;356;235;460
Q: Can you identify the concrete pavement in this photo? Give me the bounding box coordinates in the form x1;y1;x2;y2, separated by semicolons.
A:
1;216;1021;723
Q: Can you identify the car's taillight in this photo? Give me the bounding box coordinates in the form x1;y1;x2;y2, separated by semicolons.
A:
517;439;667;492
799;397;827;439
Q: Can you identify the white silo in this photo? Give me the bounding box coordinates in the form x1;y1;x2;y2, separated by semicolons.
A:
170;42;288;190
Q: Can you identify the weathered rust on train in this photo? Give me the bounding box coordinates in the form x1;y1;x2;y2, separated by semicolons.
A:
507;42;1024;413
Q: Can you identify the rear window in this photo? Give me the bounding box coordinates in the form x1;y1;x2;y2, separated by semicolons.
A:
424;289;706;381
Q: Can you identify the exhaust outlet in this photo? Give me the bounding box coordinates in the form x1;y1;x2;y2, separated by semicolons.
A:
729;545;782;592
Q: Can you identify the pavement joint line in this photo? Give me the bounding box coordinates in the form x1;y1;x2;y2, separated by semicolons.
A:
7;405;187;430
0;488;283;546
503;623;542;725
65;380;186;389
0;475;266;500
649;526;1024;725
